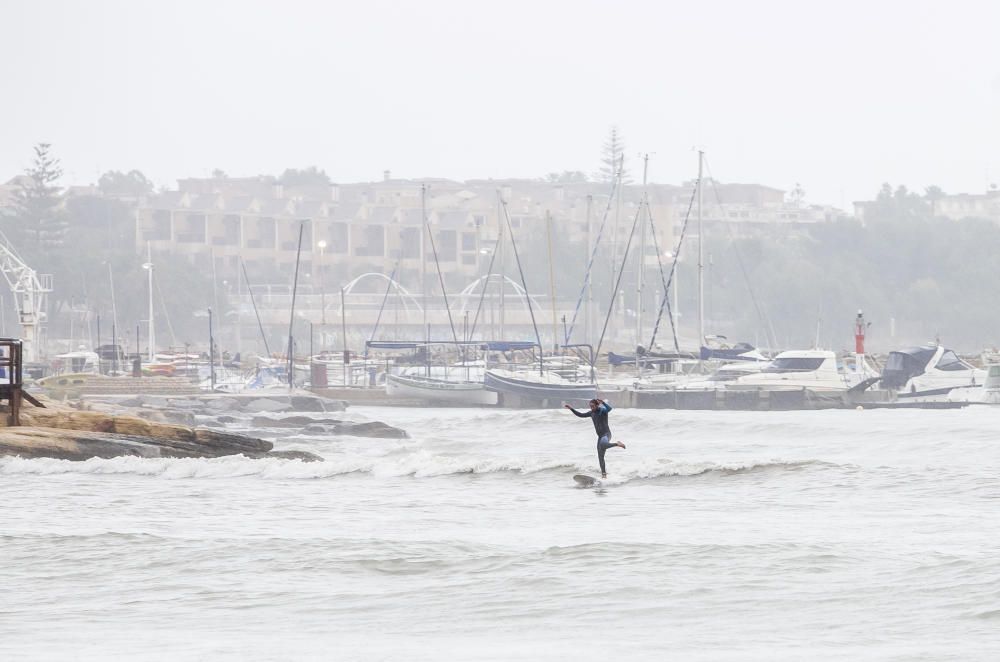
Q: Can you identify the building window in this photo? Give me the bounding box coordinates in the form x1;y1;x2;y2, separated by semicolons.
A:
145;210;171;241
461;232;476;251
462;254;476;265
253;218;276;249
300;219;313;248
437;230;457;262
328;223;348;253
178;214;206;243
213;214;241;246
400;227;420;258
355;225;384;257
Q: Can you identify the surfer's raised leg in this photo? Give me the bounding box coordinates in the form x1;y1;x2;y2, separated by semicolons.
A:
597;435;626;479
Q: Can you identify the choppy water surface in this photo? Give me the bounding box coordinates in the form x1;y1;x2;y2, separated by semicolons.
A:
3;407;1000;660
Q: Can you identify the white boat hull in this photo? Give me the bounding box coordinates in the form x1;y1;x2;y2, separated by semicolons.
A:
484;369;600;405
386;373;497;406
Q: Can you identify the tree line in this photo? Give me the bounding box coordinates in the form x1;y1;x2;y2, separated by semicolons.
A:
3;141;997;354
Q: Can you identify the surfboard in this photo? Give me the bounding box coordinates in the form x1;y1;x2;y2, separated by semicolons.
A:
573;474;600;487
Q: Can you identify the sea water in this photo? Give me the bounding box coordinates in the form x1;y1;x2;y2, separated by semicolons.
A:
3;406;1000;660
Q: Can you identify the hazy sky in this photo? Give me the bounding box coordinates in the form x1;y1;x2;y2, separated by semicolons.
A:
3;0;999;206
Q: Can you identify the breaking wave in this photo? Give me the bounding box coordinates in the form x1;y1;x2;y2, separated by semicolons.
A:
0;454;833;482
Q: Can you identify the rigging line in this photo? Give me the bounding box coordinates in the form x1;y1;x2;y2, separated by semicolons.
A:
703;157;779;351
241;259;271;357
501;200;545;371
423;214;460;344
468;229;502;340
152;266;178;349
642;199;681;355
563;165;622;344
648;177;700;351
367;258;401;355
286;222;305;386
593;203;644;375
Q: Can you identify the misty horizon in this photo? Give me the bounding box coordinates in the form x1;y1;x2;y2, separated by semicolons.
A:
3;0;999;207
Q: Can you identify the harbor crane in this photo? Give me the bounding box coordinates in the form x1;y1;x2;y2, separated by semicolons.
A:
0;233;52;363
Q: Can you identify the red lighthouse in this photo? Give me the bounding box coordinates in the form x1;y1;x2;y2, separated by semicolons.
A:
855;310;866;356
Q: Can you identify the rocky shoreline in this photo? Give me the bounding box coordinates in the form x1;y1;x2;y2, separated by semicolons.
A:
0;392;407;462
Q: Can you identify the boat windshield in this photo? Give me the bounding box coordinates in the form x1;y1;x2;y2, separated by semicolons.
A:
764;357;824;373
936;349;971;371
880;346;936;389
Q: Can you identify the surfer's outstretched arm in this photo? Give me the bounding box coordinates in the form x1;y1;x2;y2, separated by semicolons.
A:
564;404;591;418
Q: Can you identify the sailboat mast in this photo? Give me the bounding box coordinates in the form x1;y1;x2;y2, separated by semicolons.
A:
584;194;593;347
421;184;428;343
497;190;505;339
610;155;623;342
635;153;648;365
546;211;557;353
697;150;705;347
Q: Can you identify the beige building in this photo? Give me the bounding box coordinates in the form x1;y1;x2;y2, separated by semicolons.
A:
134;174;826;293
853;188;1000;224
136;175;671;291
934;189;1000;222
136;176;497;288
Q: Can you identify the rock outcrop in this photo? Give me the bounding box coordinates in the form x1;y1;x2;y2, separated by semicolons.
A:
1;396;324;462
0;426;274;460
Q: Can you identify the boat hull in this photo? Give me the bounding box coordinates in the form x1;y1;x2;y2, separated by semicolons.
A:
386;374;497;406
484;369;597;407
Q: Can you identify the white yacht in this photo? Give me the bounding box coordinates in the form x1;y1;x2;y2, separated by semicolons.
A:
728;349;861;392
674;362;766;391
879;344;985;401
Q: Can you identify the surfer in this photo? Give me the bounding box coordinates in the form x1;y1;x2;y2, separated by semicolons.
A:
565;398;625;479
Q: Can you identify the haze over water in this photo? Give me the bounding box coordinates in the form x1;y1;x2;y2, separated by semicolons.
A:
3;406;999;660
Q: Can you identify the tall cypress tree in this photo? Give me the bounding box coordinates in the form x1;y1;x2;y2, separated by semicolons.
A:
12;143;64;248
597;126;630;184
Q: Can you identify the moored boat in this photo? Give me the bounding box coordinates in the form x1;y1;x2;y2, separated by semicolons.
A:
484;367;599;406
879;344;985;401
386;372;497;406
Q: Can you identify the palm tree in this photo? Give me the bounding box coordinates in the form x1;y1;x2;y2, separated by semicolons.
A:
924;185;945;217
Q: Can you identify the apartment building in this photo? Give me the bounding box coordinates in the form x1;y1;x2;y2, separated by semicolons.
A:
934;189;1000;222
135;175;662;288
134;173;822;291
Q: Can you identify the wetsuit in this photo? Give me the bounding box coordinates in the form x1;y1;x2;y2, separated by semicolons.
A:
569;402;614;475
